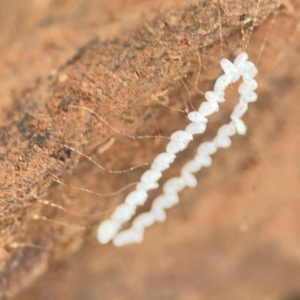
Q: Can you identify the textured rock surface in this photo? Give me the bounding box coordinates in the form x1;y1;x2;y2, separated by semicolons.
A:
0;0;300;299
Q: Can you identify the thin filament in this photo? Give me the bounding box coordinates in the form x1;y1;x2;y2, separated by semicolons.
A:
70;105;170;140
52;175;138;197
245;0;262;49
255;8;279;65
32;215;88;231
37;199;124;218
218;0;224;58
63;145;151;174
194;50;203;94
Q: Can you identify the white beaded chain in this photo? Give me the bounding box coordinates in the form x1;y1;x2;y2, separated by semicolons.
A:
112;52;258;246
97;52;258;245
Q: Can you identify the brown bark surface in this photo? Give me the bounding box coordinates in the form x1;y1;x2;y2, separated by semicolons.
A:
1;0;300;299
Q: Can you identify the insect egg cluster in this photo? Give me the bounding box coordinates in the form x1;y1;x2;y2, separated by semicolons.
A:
97;51;258;247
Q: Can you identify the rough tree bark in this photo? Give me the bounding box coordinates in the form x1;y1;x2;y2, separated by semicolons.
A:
0;0;299;299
